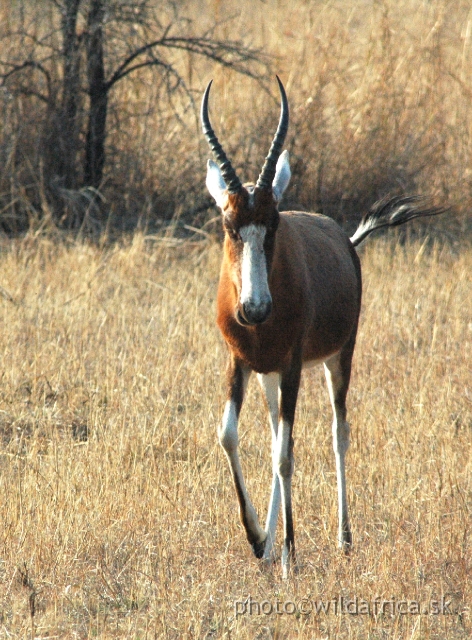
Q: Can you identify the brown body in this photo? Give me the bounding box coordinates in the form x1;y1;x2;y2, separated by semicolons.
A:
218;212;361;373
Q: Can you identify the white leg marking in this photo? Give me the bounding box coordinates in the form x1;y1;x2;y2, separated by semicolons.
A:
239;224;271;313
220;400;238;453
219;398;266;546
257;372;281;562
276;418;294;579
324;357;350;549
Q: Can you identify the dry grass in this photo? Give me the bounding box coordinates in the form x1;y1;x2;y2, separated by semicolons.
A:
132;0;472;227
0;1;471;637
0;231;470;638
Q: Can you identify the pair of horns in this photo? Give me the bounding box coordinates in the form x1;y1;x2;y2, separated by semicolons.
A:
201;76;289;194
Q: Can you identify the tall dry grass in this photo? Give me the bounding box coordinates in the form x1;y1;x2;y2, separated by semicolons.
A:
0;231;470;638
113;0;472;229
0;1;471;638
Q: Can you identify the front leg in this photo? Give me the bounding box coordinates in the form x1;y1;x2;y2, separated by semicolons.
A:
219;355;266;557
257;372;282;564
277;350;302;578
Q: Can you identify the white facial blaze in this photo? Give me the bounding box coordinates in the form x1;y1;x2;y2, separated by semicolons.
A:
239;224;271;311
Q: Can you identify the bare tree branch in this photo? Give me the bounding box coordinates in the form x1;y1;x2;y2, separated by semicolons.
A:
0;60;52;103
106;32;269;90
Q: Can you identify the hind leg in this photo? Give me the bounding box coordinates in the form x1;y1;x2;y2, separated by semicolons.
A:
324;339;355;550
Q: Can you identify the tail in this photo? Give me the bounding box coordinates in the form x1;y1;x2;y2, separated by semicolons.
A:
349;196;447;248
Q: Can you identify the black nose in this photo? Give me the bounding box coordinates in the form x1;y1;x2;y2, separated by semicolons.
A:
240;300;272;325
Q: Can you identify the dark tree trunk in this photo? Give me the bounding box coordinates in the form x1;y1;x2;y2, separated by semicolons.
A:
84;0;108;189
60;0;81;190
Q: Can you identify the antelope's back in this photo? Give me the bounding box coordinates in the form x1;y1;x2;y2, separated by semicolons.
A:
275;211;362;362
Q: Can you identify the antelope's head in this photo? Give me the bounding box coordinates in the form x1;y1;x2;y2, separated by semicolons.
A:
201;77;291;326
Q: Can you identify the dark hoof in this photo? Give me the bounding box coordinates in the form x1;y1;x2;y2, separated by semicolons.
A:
340;523;352;553
251;539;266;559
341;532;352;556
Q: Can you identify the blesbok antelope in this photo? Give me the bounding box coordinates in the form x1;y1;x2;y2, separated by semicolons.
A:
201;76;444;578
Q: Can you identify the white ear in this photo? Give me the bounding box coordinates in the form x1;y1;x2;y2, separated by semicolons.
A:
206;159;227;209
272;150;291;202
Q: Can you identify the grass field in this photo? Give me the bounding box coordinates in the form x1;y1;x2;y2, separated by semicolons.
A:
0;0;471;637
0;230;470;638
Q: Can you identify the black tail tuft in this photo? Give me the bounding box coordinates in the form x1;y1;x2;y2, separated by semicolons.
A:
349;196;448;248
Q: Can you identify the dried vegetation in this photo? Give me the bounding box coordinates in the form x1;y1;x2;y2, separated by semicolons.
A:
0;0;471;638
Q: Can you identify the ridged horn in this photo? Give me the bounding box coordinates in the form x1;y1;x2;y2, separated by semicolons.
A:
255;76;289;191
201;80;243;195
